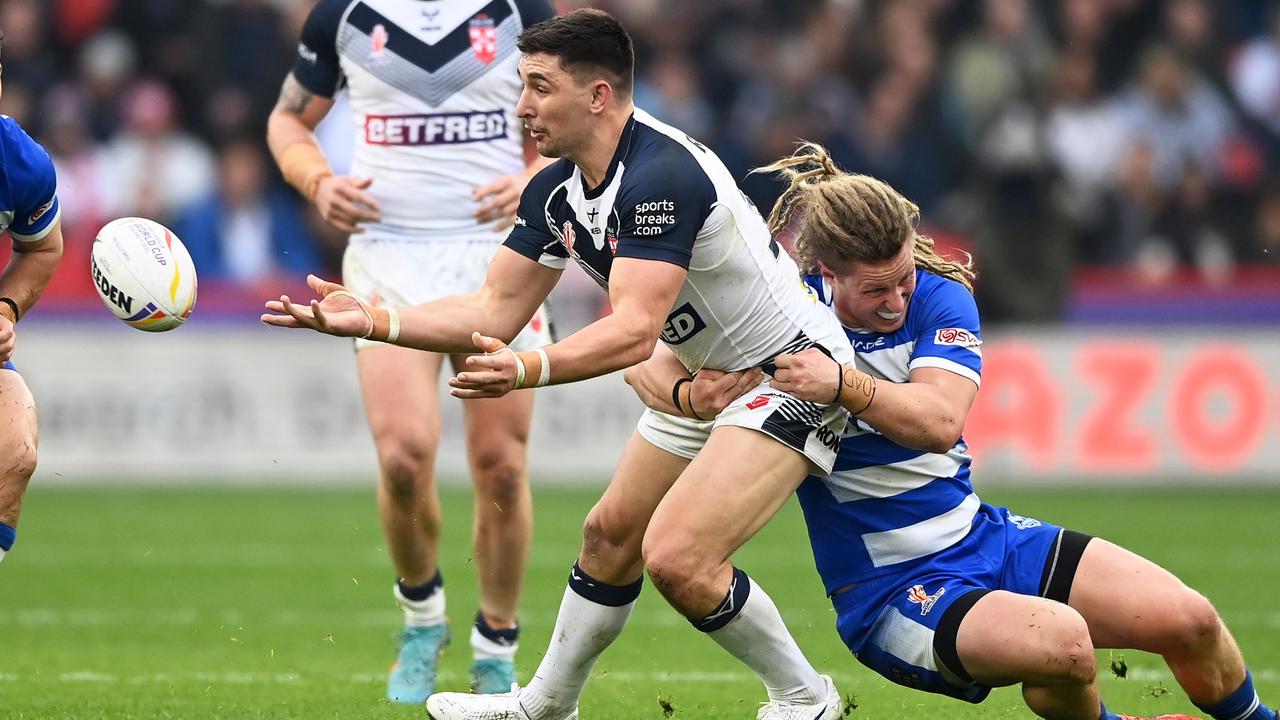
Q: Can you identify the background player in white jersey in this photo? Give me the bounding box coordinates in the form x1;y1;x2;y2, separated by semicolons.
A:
0;31;66;567
631;144;1276;720
263;9;855;719
266;0;556;701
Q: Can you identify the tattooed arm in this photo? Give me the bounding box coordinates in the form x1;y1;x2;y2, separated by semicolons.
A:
267;73;381;233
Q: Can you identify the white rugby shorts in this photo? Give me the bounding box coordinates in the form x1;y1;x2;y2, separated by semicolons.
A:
637;378;849;475
342;232;552;352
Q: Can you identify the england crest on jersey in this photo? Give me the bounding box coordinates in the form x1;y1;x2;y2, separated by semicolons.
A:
469;14;497;64
368;23;390;66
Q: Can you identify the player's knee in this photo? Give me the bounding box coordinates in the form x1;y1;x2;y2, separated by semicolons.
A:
469;448;526;509
641;534;708;600
1044;610;1096;685
2;434;37;486
376;437;437;499
1165;590;1222;654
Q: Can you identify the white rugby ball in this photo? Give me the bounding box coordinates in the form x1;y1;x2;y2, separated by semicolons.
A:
91;217;198;332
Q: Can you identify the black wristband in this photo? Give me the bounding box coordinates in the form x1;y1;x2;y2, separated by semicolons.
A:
672;377;692;416
0;297;19;323
832;362;844;404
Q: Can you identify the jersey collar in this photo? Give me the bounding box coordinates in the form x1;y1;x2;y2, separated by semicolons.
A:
582;112;637;200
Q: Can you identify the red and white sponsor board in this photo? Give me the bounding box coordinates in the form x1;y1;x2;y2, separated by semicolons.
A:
14;326;1280;484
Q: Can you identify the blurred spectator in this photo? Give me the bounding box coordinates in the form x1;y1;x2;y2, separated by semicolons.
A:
1114;44;1234;191
829;68;946;213
76;29;137;141
635;53;715;142
176;138;317;284
1230;11;1280;138
1045;49;1126;263
944;0;1055;157
103;80;216;226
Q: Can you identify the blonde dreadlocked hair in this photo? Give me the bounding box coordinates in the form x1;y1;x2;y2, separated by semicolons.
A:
756;142;975;292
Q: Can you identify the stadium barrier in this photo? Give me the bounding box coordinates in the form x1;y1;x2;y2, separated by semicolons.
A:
17;325;1280;484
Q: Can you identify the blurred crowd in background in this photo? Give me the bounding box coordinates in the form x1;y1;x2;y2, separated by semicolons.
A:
2;0;1280;323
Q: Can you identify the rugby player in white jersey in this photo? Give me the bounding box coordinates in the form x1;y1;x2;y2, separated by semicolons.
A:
263;9;854;719
630;144;1276;720
0;31;65;569
267;0;556;701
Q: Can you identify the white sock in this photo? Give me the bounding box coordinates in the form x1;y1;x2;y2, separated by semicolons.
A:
702;570;825;704
394;582;446;628
0;548;6;564
519;565;642;719
471;624;518;662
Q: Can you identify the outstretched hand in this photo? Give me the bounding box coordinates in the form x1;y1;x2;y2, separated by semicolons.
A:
449;332;520;399
261;274;375;338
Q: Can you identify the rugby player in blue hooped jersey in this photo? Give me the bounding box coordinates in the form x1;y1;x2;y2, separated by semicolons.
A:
628;143;1276;720
264;8;854;719
0;30;67;567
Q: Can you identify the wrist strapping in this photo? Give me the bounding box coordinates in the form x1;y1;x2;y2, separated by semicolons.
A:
835;363;876;415
511;347;551;389
508;348;527;388
278;142;334;202
324;289;397;343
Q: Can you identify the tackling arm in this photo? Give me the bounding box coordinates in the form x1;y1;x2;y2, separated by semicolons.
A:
773;349;977;454
847;366;977;454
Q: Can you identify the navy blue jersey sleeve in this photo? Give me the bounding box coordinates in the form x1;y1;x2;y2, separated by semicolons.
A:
291;0;348;97
3;118;60;242
514;0;556;28
504;161;570;269
907;271;982;386
612;147;715;268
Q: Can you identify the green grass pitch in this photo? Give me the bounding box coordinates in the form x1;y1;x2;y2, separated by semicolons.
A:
2;485;1277;719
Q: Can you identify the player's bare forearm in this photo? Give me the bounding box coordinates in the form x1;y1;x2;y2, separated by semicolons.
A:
537;312;663;385
850;369;977;454
624;344;690;415
533;256;685;385
0;224;64;319
394;248;560;353
394;293;523;353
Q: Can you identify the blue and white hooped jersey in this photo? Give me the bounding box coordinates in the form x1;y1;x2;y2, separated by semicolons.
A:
798;269;984;591
0;115;60;243
291;0;555;239
504;108;854;374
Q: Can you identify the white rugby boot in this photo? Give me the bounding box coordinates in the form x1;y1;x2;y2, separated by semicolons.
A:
754;674;843;720
426;685;578;720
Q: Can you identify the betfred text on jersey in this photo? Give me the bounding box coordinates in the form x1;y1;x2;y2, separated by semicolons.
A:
364;111;506;146
661;302;706;345
91;255;135;315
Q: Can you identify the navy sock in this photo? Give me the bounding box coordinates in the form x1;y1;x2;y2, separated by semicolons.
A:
397;571;443;602
567;562;643;606
0;522;15;552
691;566;751;633
1197;671;1277;720
1098;702;1124;720
474;611;519;646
